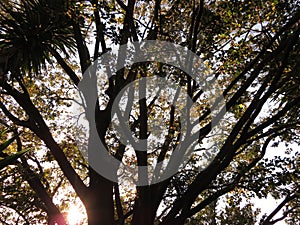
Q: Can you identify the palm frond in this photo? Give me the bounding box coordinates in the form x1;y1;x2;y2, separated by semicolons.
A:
0;0;76;74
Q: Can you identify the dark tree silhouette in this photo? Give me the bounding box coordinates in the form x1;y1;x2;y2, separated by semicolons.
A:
0;0;299;224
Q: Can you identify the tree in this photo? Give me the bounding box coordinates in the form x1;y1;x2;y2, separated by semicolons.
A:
0;0;299;225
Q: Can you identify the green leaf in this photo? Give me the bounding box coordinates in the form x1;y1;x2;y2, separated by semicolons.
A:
0;149;29;170
0;132;21;153
227;10;232;17
0;129;9;136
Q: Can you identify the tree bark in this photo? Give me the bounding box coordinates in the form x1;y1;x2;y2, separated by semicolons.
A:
86;169;115;225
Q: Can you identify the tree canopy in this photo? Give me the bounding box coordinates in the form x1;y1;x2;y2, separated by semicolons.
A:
0;0;299;225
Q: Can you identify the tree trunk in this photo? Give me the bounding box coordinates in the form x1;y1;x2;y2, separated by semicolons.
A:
86;169;115;225
131;185;160;225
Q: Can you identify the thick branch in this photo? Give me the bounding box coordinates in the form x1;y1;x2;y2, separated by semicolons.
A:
21;158;67;225
114;184;124;225
0;100;31;127
14;129;67;225
116;0;127;11
90;0;107;59
1;83;87;201
49;47;80;85
72;21;91;73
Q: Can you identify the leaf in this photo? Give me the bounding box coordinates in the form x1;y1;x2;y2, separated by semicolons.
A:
0;132;22;153
0;149;29;170
0;129;9;136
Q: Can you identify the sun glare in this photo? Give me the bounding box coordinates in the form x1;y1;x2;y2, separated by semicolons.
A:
67;205;86;225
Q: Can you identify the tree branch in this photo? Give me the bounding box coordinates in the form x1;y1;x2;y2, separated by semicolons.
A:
114;183;124;225
1;82;88;201
224;10;300;96
261;194;297;225
14;132;67;225
72;20;91;73
116;0;127;11
49;47;80;85
0;100;32;128
90;0;107;59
